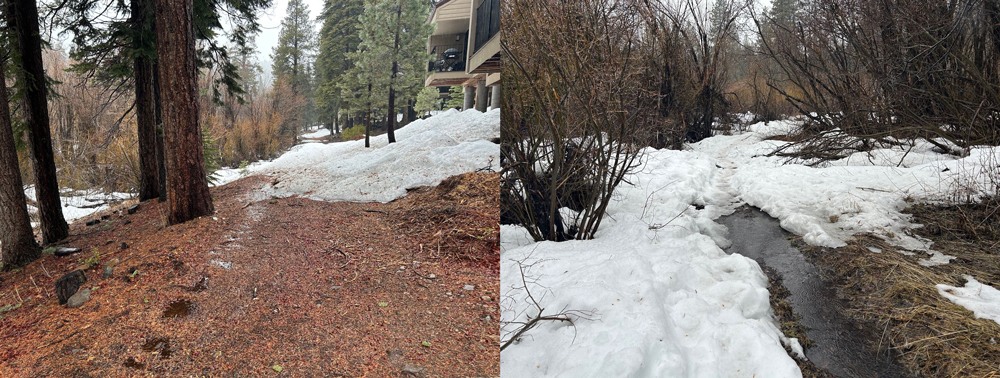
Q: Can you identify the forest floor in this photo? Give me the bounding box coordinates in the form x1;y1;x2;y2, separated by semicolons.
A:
0;172;499;378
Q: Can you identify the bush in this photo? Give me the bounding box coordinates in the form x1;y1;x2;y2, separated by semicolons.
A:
502;0;653;242
340;125;366;141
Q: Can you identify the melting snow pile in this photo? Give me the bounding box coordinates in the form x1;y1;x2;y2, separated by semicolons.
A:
691;119;999;266
501;149;802;377
215;109;499;202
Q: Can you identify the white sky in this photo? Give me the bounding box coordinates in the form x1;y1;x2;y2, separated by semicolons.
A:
256;0;326;79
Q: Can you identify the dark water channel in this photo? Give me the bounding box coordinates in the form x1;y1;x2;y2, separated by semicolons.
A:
719;206;910;378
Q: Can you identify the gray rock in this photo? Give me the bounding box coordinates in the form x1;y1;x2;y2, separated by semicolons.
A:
55;270;87;305
463;284;474;291
66;288;91;308
127;204;140;214
402;364;425;377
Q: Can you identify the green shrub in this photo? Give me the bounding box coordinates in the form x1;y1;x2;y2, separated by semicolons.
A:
341;125;366;141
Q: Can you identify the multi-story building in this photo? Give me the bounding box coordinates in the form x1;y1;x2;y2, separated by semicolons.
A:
425;0;500;112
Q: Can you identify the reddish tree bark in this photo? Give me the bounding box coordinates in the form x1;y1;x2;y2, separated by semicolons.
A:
10;0;68;244
154;0;214;224
0;58;40;270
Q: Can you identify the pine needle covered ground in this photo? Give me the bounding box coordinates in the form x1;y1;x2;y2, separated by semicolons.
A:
0;172;499;377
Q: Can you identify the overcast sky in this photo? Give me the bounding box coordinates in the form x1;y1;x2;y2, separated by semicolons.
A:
256;0;326;79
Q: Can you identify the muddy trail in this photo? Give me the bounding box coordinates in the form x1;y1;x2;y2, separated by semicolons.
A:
719;206;911;378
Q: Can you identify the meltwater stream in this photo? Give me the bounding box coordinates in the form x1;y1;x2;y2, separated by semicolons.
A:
719;206;911;378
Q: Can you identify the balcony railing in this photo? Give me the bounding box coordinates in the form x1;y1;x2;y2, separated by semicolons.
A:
474;0;500;53
427;43;467;73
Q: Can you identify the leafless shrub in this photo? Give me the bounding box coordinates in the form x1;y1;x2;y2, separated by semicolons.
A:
750;0;1000;162
501;0;656;241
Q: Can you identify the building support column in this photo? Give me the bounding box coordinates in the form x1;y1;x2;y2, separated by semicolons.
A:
463;85;475;111
475;79;488;112
490;85;500;110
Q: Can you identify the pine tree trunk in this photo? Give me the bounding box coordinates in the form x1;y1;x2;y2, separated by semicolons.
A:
155;0;214;225
154;62;167;202
385;1;403;144
365;83;372;148
0;59;40;271
386;81;396;143
10;0;68;244
134;0;160;202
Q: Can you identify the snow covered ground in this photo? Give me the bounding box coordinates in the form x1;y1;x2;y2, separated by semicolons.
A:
300;127;331;140
214;109;500;203
500;118;1000;376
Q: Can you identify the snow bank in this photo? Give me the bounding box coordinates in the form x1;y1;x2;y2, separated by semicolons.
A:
501;149;801;377
937;276;1000;325
692;120;998;264
214;109;499;203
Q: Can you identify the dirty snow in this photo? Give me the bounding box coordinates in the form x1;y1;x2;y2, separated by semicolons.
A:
937;276;1000;325
216;109;499;203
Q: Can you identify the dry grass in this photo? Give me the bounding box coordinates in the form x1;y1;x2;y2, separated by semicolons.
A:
798;228;1000;377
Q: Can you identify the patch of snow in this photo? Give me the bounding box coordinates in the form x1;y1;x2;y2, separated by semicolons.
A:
301;128;331;139
787;337;807;360
937;276;1000;325
500;225;533;254
918;250;956;267
250;109;499;203
867;247;882;253
24;186;133;223
211;160;273;187
210;260;232;270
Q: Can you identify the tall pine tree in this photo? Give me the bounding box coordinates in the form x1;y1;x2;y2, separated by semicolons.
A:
272;0;317;116
353;0;432;144
156;0;215;225
8;0;69;244
60;0;270;201
314;0;362;134
0;50;40;270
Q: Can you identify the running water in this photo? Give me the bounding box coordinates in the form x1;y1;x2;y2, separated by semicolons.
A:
719;205;911;378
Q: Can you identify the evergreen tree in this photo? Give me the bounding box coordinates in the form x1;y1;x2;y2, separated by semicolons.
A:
444;86;464;109
0;51;40;270
414;86;439;116
59;0;271;200
8;0;69;244
353;0;432;144
272;0;317;100
156;0;214;225
315;0;363;134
